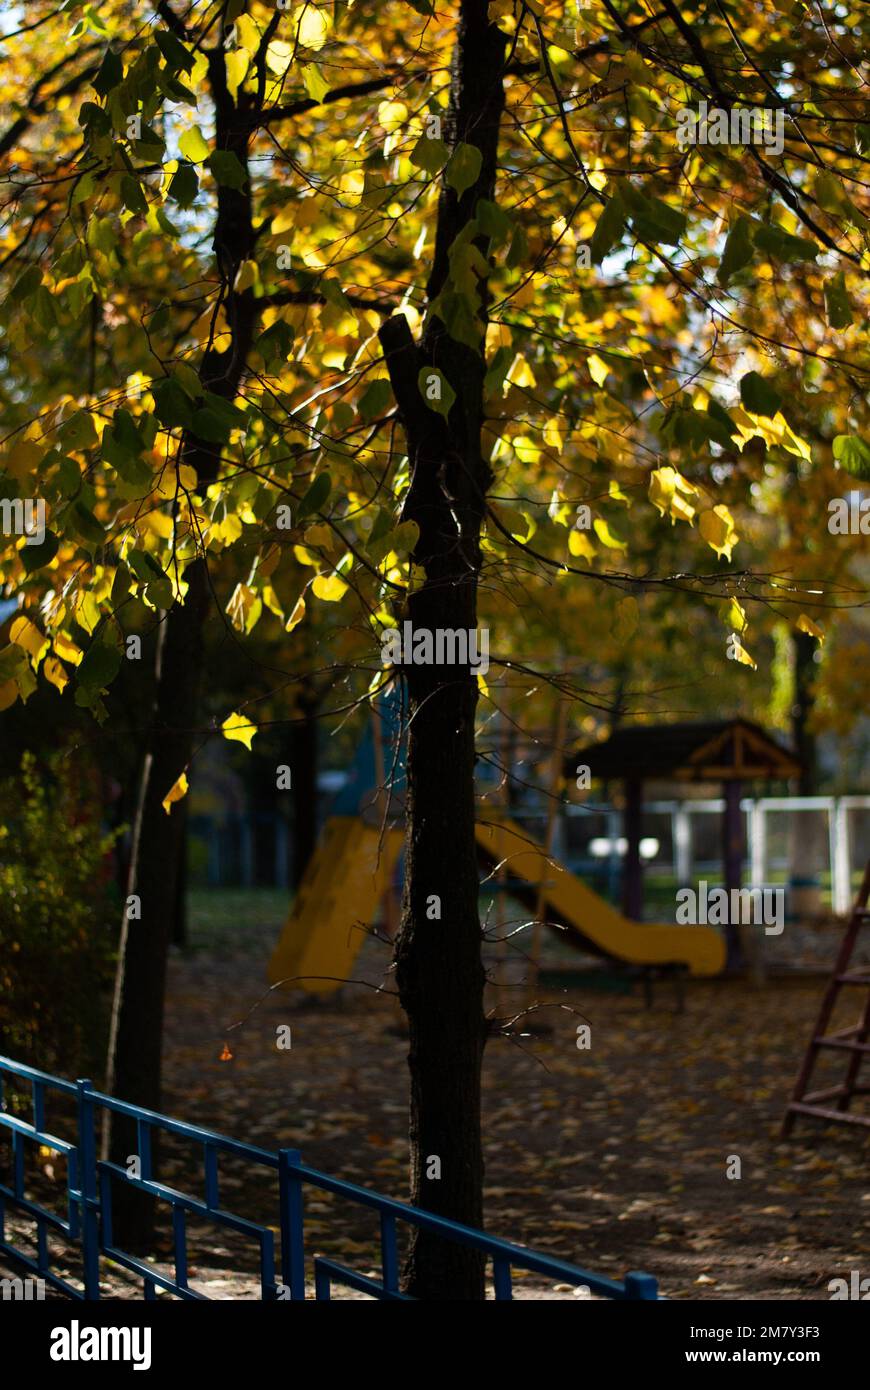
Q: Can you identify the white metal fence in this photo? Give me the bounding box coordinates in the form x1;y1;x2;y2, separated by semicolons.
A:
560;796;870;915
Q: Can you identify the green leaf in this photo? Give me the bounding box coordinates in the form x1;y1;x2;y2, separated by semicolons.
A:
151;377;194;429
446;143;482;198
120;174;149;216
739;371;780;418
832;435;870;480
77;638;122;691
298;471;332;520
91;48;123;98
589;193;626;264
302;63;330;101
72;501;105;547
9;266;42;304
618;180;685;245
168;162;199;208
191;408;231;443
358;379;392;422
417;366;456;418
21;530;59;573
410;134;450;176
154;29;195;74
207;150;247;190
754;222;818;264
476;198;512;246
718;215;754;286
824;272;853;330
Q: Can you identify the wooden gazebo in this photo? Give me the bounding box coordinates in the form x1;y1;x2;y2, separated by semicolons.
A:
567;719;802;966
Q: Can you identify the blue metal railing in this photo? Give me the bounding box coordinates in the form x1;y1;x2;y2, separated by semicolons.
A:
0;1055;658;1301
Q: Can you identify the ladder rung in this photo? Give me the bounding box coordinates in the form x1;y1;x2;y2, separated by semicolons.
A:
834;973;870;985
816;1031;870;1054
785;1102;870;1129
804;1083;870;1104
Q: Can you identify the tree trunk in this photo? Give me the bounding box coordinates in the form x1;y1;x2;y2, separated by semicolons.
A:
104;564;208;1244
290;679;319;890
380;0;506;1300
103;34;259;1246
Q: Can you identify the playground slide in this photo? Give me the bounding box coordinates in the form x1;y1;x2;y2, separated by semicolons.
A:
475;816;725;977
268;817;403;996
269;812;725;996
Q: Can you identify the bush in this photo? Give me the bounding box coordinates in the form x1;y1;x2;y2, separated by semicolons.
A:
0;751;118;1076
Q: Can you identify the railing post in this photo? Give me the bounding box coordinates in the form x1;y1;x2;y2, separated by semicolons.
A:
380;1211;398;1294
76;1079;100;1300
278;1148;305;1300
624;1271;658;1300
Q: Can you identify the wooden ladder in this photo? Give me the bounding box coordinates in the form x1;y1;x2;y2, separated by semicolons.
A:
782;861;870;1136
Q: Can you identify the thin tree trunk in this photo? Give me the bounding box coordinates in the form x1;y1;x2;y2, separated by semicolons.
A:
290;679;319;889
103;32;259;1246
380;0;506;1300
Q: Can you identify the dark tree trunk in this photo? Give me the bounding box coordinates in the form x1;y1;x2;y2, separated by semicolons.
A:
103;34;260;1246
290;679;319;890
380;1;506;1300
791;629;818;796
104;564;208;1243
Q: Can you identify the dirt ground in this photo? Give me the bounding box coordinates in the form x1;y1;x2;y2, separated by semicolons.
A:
4;897;870;1300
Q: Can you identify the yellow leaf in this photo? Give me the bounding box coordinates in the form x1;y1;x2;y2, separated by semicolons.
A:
727;634;757;670
377;101;408;132
297;6;330;50
592;518;626;549
262;584;284;619
178;125;209;165
797;614;824;643
43;657;69;693
699;505;737;561
266;40;294;75
724;598;747;634
226;583;261;633
293;545;319;567
504;353;536;391
477;670;489;697
53;633;82;666
587;353;609;387
568;529;596;560
4;440;42;481
271;205;296;235
339;169;365;204
0;679;18;712
233;258;258;293
312;573;348;601
225;47;250;99
649;466;698;523
10;616;48;664
161;771;189;815
285;595;306;632
222;712;257;749
608;479;630;505
543;418;563;451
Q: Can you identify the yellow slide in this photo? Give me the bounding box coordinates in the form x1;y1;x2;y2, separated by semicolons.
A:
268;817;403;996
476;815;725;977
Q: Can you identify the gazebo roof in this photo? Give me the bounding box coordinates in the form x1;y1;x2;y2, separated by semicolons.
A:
568;717;802;783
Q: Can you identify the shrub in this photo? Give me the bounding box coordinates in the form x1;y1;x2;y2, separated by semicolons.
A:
0;751;118;1076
